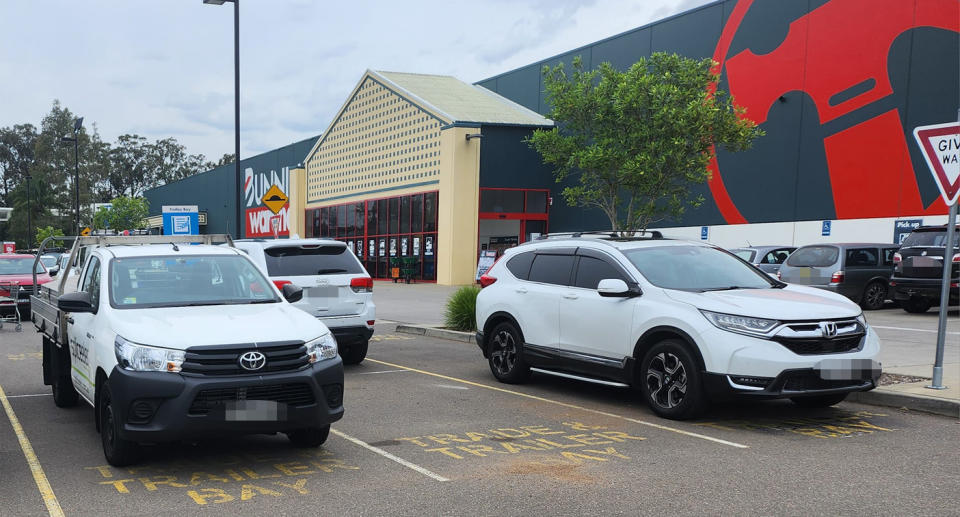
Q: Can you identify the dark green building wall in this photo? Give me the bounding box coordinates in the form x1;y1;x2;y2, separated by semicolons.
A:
145;136;318;237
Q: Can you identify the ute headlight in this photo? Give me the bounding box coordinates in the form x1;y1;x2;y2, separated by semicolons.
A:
701;310;779;337
114;336;185;373
305;333;338;363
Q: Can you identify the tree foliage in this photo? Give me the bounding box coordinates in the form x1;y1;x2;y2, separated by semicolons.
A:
528;53;763;233
35;225;64;247
92;196;150;231
0;100;216;246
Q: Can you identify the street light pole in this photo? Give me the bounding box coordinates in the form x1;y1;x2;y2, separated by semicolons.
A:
60;116;83;235
25;174;31;246
204;0;242;239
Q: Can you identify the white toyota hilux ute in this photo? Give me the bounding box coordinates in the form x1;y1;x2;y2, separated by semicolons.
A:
474;235;882;420
31;235;344;466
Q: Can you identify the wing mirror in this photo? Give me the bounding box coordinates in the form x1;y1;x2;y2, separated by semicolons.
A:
49;267;59;277
282;283;304;303
57;291;95;313
597;278;642;298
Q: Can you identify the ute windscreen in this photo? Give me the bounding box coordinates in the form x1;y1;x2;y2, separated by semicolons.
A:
264;245;364;276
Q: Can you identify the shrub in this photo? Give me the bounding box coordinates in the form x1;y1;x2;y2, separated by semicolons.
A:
444;286;481;332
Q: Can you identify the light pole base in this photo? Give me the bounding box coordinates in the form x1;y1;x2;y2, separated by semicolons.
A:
925;366;947;390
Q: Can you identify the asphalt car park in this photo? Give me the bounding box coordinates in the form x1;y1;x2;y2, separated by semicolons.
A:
1;322;958;516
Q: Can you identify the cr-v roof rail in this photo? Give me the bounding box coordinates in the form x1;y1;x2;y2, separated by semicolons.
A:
534;230;664;241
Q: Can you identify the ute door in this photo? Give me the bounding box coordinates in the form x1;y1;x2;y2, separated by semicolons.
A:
559;250;636;367
67;255;101;401
263;243;368;318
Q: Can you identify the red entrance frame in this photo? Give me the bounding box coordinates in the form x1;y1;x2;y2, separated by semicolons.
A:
477;187;550;254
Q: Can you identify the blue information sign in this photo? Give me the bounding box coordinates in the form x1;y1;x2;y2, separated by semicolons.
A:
700;226;709;240
162;205;199;236
821;220;832;236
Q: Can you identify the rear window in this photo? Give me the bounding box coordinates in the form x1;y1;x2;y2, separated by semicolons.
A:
263;245;363;276
786;246;839;267
506;251;535;280
901;229;960;248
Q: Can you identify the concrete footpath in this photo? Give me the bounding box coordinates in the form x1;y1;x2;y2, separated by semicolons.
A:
374;282;960;418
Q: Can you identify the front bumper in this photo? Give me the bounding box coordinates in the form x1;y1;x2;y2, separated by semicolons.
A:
703;360;881;401
890;277;959;303
107;358;344;443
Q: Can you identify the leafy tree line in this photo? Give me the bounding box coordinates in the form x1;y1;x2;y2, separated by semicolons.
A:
0;100;233;246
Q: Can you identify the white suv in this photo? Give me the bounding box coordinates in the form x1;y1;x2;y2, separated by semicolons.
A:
234;239;375;364
475;234;881;420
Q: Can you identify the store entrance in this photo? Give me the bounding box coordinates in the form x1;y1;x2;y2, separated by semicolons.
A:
477;188;549;258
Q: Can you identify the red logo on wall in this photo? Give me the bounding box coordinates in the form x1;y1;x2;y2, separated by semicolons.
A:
708;0;960;223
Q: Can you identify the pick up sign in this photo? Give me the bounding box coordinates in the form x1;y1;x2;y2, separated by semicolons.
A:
913;122;960;205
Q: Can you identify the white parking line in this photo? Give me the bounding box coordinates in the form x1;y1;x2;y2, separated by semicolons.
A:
5;393;52;399
358;369;411;375
330;428;449;482
872;325;960;335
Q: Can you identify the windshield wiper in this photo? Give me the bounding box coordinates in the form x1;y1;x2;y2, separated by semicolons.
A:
701;286;759;292
247;299;278;304
316;268;348;274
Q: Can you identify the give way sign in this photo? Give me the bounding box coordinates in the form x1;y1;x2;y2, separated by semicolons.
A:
913;121;960;205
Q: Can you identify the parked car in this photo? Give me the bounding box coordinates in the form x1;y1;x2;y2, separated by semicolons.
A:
777;243;898;310
890;225;959;313
729;246;796;276
0;253;53;319
233;239;375;364
33;235;343;466
474;234;881;420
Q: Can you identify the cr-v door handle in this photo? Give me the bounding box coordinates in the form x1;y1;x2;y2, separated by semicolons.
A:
515;288;528;294
563;293;579;300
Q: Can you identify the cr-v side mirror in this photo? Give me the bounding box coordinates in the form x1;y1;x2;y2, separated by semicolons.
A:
597;278;642;298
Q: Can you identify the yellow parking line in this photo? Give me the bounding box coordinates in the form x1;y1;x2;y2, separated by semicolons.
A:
366;358;749;449
0;385;65;517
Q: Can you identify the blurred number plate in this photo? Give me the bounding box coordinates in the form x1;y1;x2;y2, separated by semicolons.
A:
910;256;940;267
307;286;338;298
225;400;282;421
794;268;811;278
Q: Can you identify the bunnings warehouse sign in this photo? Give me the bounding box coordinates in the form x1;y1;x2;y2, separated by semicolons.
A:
245;166;290;238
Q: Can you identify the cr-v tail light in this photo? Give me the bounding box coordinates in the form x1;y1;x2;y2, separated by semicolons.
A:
479;274;497;288
830;271;845;284
350;277;373;293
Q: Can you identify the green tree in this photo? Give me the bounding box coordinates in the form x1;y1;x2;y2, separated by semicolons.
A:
92;196;149;231
35;225;64;247
0;123;38;204
528;53;763;233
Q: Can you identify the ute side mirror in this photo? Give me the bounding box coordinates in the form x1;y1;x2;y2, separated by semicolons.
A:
58;291;95;313
49;267;59;277
597;278;642;298
282;283;303;303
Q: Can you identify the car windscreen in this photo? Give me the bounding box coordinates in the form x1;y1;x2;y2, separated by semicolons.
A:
731;249;756;262
109;255;280;309
263;245;363;276
901;229;960;248
622;245;775;291
785;245;839;267
0;258;45;275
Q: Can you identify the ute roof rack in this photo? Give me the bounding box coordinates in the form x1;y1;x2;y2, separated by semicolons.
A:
534;230;664;241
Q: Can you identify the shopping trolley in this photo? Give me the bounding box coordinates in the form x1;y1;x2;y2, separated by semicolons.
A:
0;281;23;331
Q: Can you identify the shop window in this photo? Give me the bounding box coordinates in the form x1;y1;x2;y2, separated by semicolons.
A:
411;194;423;233
526;191;548;213
355;202;364;236
366;201;377;235
327;207;336;237
389;198;400;234
345;203;355;237
338;205;347;237
424;192;437;232
481;190;524;213
400;196;410;234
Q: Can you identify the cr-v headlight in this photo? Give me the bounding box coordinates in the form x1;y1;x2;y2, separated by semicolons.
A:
700;310;779;337
114;336;186;372
305;333;338;362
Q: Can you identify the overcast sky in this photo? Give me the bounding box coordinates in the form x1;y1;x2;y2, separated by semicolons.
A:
1;0;710;161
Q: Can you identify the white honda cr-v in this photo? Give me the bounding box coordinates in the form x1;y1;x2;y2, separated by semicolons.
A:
474;233;881;420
